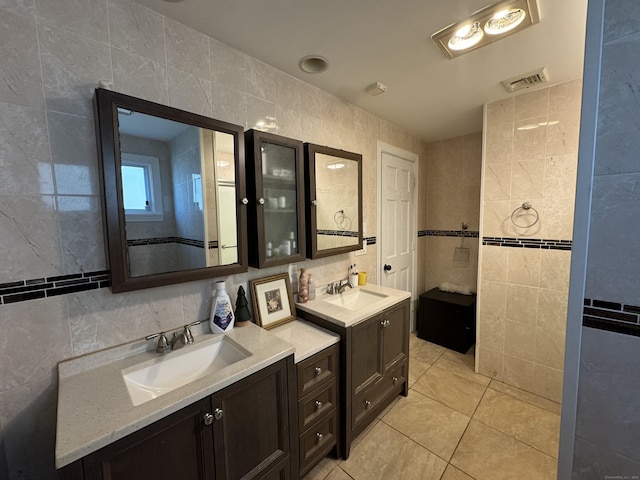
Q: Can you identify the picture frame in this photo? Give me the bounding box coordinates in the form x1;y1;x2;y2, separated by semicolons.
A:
249;273;296;329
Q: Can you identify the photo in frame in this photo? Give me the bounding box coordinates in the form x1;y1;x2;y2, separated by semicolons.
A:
249;273;296;329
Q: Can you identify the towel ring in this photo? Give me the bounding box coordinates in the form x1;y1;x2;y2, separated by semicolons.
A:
334;209;346;225
510;202;539;228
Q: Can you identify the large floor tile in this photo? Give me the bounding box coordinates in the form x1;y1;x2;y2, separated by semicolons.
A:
441;465;475;480
412;365;487;416
451;420;557;480
382;391;470;460
474;389;560;457
409;335;446;364
408;357;430;387
324;466;352;480
302;456;339;480
434;350;491;386
340;421;447;480
488;379;561;415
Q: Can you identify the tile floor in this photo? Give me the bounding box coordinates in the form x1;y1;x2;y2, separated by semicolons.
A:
303;334;561;480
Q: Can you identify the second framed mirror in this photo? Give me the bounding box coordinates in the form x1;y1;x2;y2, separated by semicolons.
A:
304;143;363;259
245;130;306;268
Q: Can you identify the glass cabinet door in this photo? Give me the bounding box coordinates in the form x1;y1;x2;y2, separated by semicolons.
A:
245;130;306;268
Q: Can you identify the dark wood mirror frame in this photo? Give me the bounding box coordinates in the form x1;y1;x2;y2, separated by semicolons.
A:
93;88;248;293
304;143;363;259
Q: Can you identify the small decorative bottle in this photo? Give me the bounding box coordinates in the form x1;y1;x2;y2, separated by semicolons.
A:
308;274;316;301
298;268;309;303
210;281;235;333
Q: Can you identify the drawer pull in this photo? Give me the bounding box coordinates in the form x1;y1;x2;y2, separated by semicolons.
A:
316;432;324;443
314;366;322;376
365;400;371;409
315;400;323;410
393;376;398;384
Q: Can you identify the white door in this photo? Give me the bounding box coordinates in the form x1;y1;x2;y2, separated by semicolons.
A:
217;183;238;265
378;143;417;326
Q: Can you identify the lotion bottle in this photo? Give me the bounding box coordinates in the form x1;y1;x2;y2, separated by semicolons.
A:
210;281;235;333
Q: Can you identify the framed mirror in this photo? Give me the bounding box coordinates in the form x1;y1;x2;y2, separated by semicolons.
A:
304;143;363;259
94;88;248;293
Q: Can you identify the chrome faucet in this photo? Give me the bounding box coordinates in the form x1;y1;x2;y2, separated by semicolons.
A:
327;278;353;295
337;278;353;293
146;321;201;353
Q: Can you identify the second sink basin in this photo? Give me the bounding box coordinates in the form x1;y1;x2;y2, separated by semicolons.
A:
325;288;388;311
123;335;252;406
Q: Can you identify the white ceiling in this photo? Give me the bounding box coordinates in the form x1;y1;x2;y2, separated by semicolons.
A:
136;0;588;142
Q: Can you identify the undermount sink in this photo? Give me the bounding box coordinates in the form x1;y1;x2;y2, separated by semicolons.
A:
325;288;389;311
123;335;252;406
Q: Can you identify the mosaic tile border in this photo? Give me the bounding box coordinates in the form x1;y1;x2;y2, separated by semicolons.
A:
317;229;359;237
482;236;572;250
126;237;219;249
418;229;480;238
583;298;640;337
0;271;111;305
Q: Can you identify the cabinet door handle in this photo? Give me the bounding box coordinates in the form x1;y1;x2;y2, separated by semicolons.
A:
393;377;398;384
311;199;318;206
315;400;323;410
316;432;324;443
381;319;390;327
364;400;371;409
241;197;249;205
258;197;265;205
213;408;223;420
203;413;214;426
314;366;322;376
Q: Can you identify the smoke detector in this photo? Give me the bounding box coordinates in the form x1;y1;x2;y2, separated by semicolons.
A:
502;67;549;92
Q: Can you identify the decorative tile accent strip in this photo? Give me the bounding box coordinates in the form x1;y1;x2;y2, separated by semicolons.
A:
0;270;111;306
583;298;640;337
419;229;480;238
364;236;376;245
317;229;359;237
482;236;572;250
126;237;219;249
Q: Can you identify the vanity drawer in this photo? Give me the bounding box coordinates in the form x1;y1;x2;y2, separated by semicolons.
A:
297;344;338;397
352;361;406;429
299;412;337;475
298;381;337;432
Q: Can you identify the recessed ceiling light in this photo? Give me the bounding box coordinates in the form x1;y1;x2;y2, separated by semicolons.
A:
431;0;540;59
298;55;329;74
484;8;527;35
448;22;484;51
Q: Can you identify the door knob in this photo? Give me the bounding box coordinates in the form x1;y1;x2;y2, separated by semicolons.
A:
383;264;392;272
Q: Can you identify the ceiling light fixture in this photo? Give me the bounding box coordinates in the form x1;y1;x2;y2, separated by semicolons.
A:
298;55;329;74
431;0;540;59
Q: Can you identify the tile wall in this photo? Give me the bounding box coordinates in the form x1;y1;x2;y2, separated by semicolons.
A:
568;0;640;475
0;0;428;477
423;133;483;293
477;79;582;403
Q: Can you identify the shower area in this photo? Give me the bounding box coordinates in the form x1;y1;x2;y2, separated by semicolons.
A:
424;77;582;404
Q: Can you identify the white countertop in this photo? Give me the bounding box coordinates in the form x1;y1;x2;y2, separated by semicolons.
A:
270;319;340;363
55;323;294;468
295;284;411;328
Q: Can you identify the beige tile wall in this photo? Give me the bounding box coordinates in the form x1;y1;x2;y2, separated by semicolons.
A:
424;133;482;293
476;79;582;403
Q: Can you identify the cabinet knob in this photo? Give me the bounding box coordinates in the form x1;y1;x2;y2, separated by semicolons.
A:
241;197;249;205
381;319;390;327
316;432;324;443
314;366;322;376
258;197;265;205
393;377;398;384
203;413;214;426
365;400;371;409
311;199;318;206
213;408;224;420
315;400;323;410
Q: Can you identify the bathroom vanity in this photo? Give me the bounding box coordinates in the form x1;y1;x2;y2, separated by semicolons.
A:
295;284;411;459
56;325;298;480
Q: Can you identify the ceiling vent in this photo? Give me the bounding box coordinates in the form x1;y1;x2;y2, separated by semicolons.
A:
502;67;549;92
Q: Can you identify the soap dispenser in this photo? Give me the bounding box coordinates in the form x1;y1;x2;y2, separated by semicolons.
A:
210;281;235;333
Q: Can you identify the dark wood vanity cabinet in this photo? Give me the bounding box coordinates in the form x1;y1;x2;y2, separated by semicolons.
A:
59;357;298;480
245;130;306;268
295;344;339;477
298;299;409;459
